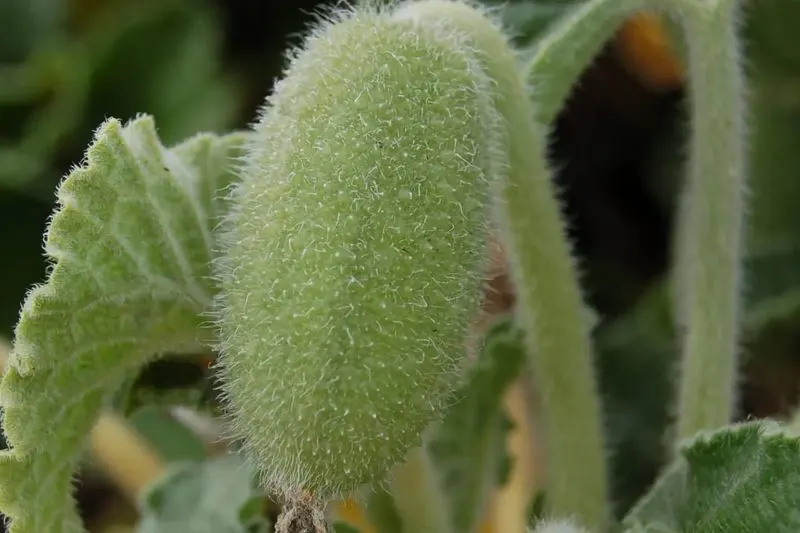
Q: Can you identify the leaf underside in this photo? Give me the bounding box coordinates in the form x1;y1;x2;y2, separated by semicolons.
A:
624;420;800;532
0;115;245;533
137;454;269;533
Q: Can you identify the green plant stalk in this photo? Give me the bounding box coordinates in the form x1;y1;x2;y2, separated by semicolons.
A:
671;0;747;440
495;115;611;525
525;0;646;125
494;69;610;530
395;2;609;527
388;446;453;533
789;409;800;436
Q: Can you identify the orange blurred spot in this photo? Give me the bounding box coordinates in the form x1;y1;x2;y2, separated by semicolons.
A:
479;518;495;533
335;497;376;533
616;13;684;91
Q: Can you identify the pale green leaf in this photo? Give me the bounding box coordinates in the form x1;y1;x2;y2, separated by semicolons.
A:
427;316;526;533
128;405;207;463
621;459;687;532
623;421;800;532
137;454;268;533
0;115;246;533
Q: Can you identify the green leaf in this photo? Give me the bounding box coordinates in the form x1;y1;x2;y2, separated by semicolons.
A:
0;0;65;62
739;77;800;338
623;421;800;532
743;0;800;72
593;283;676;517
743;247;800;334
0;47;91;190
621;460;687;532
427;315;526;533
0;115;246;533
137;454;269;533
127;405;207;463
364;485;404;533
80;1;240;145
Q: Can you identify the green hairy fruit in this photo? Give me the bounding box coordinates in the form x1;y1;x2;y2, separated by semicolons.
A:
213;3;503;498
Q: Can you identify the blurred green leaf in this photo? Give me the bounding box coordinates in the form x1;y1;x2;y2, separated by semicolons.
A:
427;315;526;533
0;0;240;192
128;405;206;463
477;0;578;50
364;485;403;533
0;0;65;62
594;283;676;517
623;421;800;532
744;0;800;73
138;454;269;533
80;0;240;145
731;17;800;374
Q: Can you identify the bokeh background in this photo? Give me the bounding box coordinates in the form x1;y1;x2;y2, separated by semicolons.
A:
2;0;800;531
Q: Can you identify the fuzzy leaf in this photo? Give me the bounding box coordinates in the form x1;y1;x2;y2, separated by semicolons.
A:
427;316;526;533
137;454;268;533
0;115;245;533
623;421;800;532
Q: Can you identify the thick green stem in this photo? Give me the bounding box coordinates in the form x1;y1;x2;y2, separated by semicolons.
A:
789;409;800;436
525;0;646;125
670;0;747;440
395;2;610;528
388;447;453;533
492;57;610;532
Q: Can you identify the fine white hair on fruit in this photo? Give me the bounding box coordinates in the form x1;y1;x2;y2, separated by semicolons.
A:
212;0;505;499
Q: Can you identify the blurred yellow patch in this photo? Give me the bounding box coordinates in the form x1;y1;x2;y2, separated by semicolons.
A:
335;497;377;533
334;496;496;533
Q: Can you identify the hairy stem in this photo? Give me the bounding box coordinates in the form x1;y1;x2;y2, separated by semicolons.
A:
525;0;646;124
670;0;747;440
494;59;609;531
789;409;800;436
396;2;609;527
389;447;453;533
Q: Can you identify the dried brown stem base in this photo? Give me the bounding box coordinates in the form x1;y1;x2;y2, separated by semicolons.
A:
275;493;329;533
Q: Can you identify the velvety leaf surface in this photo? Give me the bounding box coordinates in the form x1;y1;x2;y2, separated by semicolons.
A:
0;115;245;533
624;421;800;532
